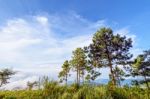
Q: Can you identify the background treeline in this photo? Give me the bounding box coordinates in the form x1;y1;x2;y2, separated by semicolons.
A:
0;27;149;99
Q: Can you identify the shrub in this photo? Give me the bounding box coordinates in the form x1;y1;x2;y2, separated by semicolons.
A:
0;83;149;99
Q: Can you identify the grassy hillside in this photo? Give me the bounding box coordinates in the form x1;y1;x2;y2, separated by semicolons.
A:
0;81;149;99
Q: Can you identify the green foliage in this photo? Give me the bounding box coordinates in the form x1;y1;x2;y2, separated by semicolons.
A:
58;60;70;85
0;69;16;87
132;50;150;89
70;47;87;84
85;27;132;86
27;81;38;90
0;83;149;99
114;66;126;86
0;90;43;99
43;80;66;99
0;27;149;99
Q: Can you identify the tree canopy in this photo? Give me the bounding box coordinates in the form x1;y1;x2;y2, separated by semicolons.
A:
85;27;132;86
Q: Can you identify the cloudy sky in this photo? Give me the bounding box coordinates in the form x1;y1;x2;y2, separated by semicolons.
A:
0;0;149;89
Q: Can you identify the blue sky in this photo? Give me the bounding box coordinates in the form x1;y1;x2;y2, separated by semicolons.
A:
0;0;150;48
0;0;149;89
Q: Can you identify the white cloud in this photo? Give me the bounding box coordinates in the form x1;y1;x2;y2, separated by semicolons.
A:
36;16;48;26
0;13;139;90
1;76;38;90
0;13;107;89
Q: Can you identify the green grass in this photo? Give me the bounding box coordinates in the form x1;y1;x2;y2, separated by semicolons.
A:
0;82;149;99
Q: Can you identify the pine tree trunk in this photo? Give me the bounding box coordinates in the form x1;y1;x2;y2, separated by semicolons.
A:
104;39;116;86
66;74;67;85
144;74;149;89
0;82;2;87
109;61;116;86
77;66;79;84
82;74;84;84
79;69;80;85
143;69;149;90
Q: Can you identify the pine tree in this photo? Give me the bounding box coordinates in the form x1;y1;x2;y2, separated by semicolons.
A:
70;48;87;85
132;50;150;89
0;68;16;87
86;27;132;86
27;81;38;90
58;60;70;85
114;66;125;86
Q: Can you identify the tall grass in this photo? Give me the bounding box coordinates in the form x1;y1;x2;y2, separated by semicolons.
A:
0;81;149;99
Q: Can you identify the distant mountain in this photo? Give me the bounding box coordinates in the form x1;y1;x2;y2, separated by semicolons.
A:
67;79;137;86
93;78;133;85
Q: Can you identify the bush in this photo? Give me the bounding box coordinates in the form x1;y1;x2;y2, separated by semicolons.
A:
0;83;149;99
